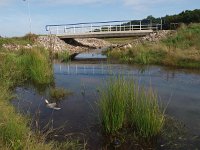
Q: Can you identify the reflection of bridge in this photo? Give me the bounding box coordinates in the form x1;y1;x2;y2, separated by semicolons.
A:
57;64;127;75
56;64;145;76
46;20;163;39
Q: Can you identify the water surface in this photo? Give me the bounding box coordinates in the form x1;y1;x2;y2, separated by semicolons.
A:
12;61;200;149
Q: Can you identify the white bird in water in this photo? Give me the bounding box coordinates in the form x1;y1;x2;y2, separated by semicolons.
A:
45;99;61;110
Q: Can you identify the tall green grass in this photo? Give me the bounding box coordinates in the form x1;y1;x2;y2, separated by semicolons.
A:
56;51;70;62
130;87;164;138
0;47;53;86
99;77;127;134
19;48;53;85
99;77;165;139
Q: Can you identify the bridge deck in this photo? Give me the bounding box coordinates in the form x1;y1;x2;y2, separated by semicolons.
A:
46;20;162;39
57;30;153;39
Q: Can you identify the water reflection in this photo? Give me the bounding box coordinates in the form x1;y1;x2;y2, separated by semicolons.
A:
12;62;200;149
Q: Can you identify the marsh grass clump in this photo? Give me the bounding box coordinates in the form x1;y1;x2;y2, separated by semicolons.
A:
18;47;53;85
99;77;165;139
50;87;72;100
0;47;53;86
54;51;70;62
99;77;127;135
130;88;165;138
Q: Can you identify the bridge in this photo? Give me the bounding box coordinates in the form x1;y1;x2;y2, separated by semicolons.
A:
46;20;163;39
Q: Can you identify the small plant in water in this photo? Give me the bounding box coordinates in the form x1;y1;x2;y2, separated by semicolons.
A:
50;87;72;101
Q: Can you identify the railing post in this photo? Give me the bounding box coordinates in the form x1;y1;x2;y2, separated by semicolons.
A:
81;24;84;33
150;20;152;30
140;21;142;30
73;25;75;34
64;26;66;33
130;22;131;31
91;24;93;33
120;23;121;31
110;25;111;32
56;26;59;34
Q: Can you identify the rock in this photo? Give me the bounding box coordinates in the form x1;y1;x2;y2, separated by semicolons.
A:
2;44;21;51
36;36;111;55
75;38;110;48
120;30;174;49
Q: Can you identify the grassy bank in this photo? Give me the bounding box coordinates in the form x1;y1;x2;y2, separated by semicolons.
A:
0;46;54;149
0;41;81;149
106;23;200;69
99;77;164;139
0;34;38;48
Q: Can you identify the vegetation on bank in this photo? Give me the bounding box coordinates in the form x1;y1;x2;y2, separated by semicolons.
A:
106;23;200;69
0;34;38;48
53;51;70;62
0;41;80;149
99;77;164;139
103;37;137;45
0;46;54;149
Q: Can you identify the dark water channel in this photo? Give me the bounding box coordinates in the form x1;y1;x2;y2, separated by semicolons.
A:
12;52;200;149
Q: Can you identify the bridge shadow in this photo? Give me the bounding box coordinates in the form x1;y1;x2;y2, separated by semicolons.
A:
61;38;96;49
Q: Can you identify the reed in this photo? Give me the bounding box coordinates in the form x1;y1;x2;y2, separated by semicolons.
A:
130;87;165;138
99;77;127;135
57;51;70;62
19;47;53;85
99;77;165;139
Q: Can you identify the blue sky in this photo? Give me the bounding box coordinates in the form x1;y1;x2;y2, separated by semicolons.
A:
0;0;199;37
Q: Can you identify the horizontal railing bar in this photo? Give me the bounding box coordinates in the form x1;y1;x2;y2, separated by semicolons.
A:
52;25;156;30
46;19;153;31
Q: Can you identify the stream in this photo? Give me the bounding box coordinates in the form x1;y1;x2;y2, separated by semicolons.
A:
12;50;200;149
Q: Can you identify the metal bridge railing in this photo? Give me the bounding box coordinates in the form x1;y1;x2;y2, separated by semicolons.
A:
46;20;163;35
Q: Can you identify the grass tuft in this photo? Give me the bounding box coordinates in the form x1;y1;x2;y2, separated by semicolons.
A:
99;77;127;135
99;77;164;139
